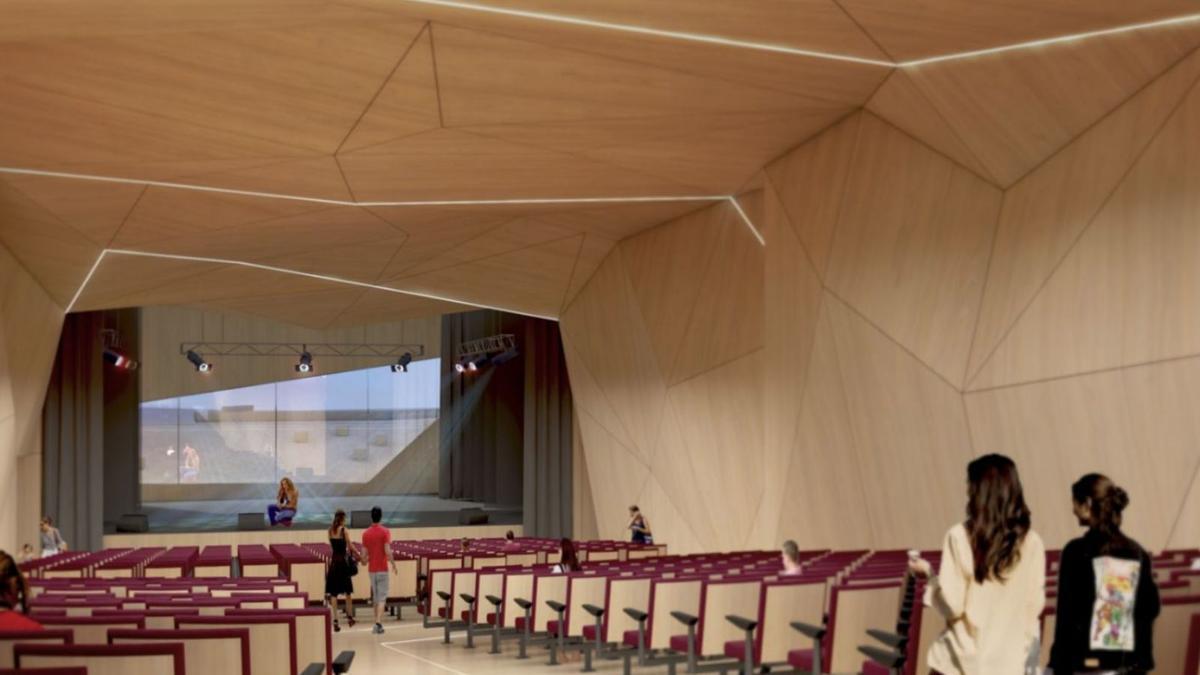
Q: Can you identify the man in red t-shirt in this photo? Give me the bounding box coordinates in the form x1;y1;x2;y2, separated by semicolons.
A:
361;506;397;634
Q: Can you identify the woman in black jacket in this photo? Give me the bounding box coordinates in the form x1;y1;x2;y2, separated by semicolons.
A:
1049;474;1160;674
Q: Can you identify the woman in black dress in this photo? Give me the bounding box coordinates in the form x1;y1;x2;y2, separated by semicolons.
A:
325;509;361;631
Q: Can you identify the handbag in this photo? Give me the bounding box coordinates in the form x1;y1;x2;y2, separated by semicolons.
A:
347;551;359;577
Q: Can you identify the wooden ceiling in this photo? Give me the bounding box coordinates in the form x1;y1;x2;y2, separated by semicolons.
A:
0;0;1196;327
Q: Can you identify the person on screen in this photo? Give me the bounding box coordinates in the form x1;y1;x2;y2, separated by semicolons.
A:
780;540;804;576
325;509;361;632
627;505;652;544
267;477;299;527
908;454;1045;674
0;550;40;631
361;506;397;635
1049;474;1159;674
39;517;67;557
181;444;200;483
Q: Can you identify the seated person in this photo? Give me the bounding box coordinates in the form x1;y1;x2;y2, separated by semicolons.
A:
267;477;299;527
501;530;522;552
0;550;40;631
781;540;804;576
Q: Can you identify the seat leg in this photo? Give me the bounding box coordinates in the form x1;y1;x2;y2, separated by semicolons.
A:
490;619;501;654
686;626;698;673
636;621;648;666
581;645;594;673
811;637;822;675
442;596;453;644
464;602;476;649
517;607;532;659
741;630;754;675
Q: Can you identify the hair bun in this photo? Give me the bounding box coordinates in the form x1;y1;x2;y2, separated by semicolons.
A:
1110;486;1130;512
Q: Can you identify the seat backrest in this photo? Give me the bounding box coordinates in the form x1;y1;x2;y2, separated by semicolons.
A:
648;579;703;650
111;627;251;675
697;579;761;656
505;553;538;567
565;575;608;637
228;608;331;675
16;642;183;675
532;574;569;631
388;558;419;600
828;583;903;673
1156;597;1200;674
757;580;826;665
472;556;506;570
451;570;478;621
502;571;535;629
603;576;651;643
0;630;72;668
178;614;298;675
36;617;144;644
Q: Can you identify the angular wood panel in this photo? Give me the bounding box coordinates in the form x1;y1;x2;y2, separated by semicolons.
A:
575;406;650;541
968;50;1200;385
826;113;1001;386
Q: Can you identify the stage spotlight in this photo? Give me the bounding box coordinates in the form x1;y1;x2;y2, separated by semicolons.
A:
185;350;212;373
103;347;138;370
466;354;490;372
491;348;519;366
391;352;413;373
295;349;314;374
454;359;468;373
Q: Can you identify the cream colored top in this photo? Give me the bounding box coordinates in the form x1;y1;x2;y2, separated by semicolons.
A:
925;523;1045;675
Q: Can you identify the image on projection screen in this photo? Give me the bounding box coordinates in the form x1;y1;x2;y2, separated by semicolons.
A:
139;358;440;486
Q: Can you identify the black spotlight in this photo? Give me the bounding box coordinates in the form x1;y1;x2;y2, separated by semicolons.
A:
491;348;519;366
103;347;138;370
295;349;314;374
391;352;413;373
185;350;212;373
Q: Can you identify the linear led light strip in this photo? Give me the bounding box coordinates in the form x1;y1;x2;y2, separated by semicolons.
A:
38;169;766;317
397;0;1200;68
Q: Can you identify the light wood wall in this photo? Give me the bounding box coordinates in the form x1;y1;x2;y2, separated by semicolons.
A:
0;242;64;554
562;48;1200;553
140;305;441;401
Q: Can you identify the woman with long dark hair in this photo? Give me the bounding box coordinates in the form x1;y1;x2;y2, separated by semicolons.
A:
325;509;360;632
1049;474;1159;674
0;550;41;631
555;538;581;573
909;454;1045;674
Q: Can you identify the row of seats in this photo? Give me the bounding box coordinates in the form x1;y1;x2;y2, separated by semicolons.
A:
422;547;1200;675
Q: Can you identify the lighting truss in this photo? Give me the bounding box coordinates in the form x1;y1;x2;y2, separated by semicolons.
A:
180;342;426;359
456;334;517;359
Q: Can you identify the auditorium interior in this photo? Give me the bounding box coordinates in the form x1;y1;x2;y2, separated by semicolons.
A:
3;1;1200;673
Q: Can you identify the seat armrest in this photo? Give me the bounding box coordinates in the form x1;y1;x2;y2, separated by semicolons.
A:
582;603;605;618
546;600;566;612
332;650;355;675
858;645;904;668
623;608;648;623
866;629;906;648
485;594;503;607
790;621;826;639
514;597;533;610
459;593;476;604
725;614;758;632
670;611;699;626
436;591;451;601
301;664;324;675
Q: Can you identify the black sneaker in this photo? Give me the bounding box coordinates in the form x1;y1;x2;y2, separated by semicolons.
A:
373;623;384;634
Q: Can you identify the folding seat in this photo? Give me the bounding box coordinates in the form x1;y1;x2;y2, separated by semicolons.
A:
786;582;903;674
543;573;610;666
16;642;184;675
111;627;250;675
0;630;72;668
238;546;281;578
36;615;145;644
178;613;299;675
510;571;569;659
195;546;233;577
269;545;324;603
93;608;200;630
721;579;827;674
614;577;704;674
228;607;338;675
1154;595;1200;673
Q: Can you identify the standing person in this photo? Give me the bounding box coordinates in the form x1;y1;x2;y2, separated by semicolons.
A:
361;506;397;635
908;454;1045;674
325;509;361;632
1049;474;1160;674
627;505;652;544
39;517;67;557
0;550;40;631
181;444;200;483
267;477;299;527
780;540;804;576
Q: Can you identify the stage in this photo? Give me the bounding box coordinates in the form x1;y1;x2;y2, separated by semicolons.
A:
135;493;522;533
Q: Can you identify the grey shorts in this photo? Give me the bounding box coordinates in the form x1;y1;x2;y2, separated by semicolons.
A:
370;572;389;604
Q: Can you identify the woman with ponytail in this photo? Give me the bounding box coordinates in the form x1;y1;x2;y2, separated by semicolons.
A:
0;550;41;631
1049;474;1159;673
908;454;1046;674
